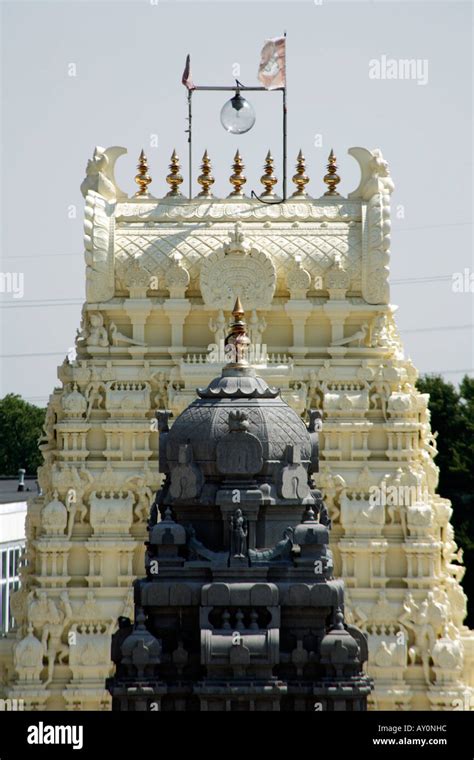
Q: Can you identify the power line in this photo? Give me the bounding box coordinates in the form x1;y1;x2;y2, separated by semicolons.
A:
0;352;67;359
0;275;468;309
425;369;474;375
1;252;82;261
401;324;473;334
0;299;83;309
392;275;452;285
1;325;472;361
392;222;472;232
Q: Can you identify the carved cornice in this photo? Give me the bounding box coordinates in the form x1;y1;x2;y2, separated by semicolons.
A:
114;199;362;224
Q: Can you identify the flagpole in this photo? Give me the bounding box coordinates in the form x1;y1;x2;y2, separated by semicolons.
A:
283;30;287;201
282;88;287;200
182;35;287;202
187;89;193;199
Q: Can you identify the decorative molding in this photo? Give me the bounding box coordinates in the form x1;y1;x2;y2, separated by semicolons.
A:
84;192;115;302
348;147;395;201
361;195;391;305
199;224;276;310
115;199;362;223
80;146;128;202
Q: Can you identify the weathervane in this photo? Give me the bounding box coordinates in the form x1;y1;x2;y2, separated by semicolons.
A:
181;34;287;202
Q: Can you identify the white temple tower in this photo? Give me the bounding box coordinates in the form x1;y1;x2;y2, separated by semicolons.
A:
1;144;472;711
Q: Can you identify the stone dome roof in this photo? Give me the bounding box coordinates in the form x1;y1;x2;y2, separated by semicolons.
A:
41;491;68;534
121;610;162;667
320;611;361;671
165;365;313;482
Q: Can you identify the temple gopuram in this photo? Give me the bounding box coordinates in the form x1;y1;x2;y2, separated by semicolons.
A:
1;143;472;711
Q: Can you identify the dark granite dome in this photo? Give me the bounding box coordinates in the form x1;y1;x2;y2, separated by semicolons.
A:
166;365;314;481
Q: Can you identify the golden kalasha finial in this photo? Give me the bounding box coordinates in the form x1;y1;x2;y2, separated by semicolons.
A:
196;150;215;198
228;150;247;197
323;149;341;196
224;296;250;366
291;149;309;197
260;150;278;197
166;149;183;196
134;149;152;197
232;295;244;321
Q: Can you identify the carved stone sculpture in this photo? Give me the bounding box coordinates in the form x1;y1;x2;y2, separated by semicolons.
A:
80;145;128;202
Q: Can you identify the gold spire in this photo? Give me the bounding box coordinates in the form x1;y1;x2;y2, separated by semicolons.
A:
323;149;341;196
291;149;309;198
260;150;278;198
196;150;215;198
232;296;244;320
166;149;183;196
134;149;152;197
228;150;247;198
224;297;250;366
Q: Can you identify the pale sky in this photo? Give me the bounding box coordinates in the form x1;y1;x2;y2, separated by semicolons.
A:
0;0;472;406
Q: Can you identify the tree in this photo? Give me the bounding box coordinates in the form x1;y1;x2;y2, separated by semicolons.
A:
0;394;46;476
417;374;474;626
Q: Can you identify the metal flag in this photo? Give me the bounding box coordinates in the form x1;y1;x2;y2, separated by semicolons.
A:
181;54;195;90
258;36;286;90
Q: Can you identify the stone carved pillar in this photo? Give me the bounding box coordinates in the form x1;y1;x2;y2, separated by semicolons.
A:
284;301;313;357
123;300;152;345
163;300;192;357
323;302;352;345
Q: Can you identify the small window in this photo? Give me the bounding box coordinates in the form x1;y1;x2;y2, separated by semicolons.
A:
13;548;20;577
0;586;6;633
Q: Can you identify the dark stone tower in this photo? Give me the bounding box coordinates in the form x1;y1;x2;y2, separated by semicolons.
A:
106;300;373;711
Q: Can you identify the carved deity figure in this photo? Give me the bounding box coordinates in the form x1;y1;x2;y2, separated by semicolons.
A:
28;590;72;685
166;367;181;410
290;380;307;415
85;380;105;417
208;310;227;346
248;310;267;346
83;313;109;347
317;464;346;524
399;591;448;685
41;592;73;685
38;404;57;450
230;509;248;558
130;480;154;523
370;366;391;421
371;315;390;348
307;370;322;409
152;371;169;409
383;468;408;537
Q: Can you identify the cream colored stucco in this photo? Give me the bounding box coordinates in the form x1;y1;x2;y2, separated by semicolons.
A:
1;145;472;711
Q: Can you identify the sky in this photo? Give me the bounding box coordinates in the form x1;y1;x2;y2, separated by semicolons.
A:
0;0;472;406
